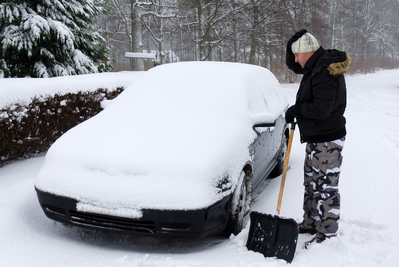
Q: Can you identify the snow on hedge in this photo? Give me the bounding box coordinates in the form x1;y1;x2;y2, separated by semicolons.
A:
0;72;144;109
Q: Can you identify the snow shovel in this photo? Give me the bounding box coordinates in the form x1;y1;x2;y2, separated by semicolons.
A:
246;122;298;263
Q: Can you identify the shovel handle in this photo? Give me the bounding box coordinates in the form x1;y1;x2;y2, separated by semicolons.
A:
276;122;296;215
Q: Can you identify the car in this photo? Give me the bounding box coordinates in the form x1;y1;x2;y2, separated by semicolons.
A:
35;61;289;238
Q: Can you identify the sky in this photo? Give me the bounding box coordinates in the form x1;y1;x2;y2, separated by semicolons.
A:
1;67;399;267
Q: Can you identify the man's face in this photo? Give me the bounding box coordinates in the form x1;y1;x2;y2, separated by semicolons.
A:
294;52;314;68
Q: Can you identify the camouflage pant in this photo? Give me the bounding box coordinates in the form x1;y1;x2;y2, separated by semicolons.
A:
302;137;345;239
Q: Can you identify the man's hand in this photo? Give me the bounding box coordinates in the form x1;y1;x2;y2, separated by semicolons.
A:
285;105;297;123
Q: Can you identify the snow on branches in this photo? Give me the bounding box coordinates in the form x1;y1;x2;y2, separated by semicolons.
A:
0;0;111;78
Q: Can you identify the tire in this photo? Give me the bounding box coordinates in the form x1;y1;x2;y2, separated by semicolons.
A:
269;134;288;178
223;172;247;237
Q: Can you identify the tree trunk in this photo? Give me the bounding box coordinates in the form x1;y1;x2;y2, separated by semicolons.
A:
131;0;144;71
249;4;259;65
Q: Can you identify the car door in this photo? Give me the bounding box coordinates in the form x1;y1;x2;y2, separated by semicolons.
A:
250;124;275;189
250;116;285;189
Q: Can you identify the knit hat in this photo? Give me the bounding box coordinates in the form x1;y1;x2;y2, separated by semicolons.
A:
291;33;320;53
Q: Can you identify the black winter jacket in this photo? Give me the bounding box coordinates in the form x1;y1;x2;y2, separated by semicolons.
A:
286;46;351;143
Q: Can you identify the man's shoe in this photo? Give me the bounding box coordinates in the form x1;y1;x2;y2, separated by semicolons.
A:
298;222;317;234
304;236;325;249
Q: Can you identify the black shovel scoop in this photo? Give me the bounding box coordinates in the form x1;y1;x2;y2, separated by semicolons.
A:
246;123;298;263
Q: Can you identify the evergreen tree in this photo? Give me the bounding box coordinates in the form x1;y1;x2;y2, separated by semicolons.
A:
0;0;112;78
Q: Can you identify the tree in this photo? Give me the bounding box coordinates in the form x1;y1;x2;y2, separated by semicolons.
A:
0;0;111;78
375;0;399;64
130;0;145;70
226;0;243;62
179;0;234;61
243;0;287;65
338;0;399;70
356;0;386;60
104;0;145;71
140;0;182;64
93;0;399;74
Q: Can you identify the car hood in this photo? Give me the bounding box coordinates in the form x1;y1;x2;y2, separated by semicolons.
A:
35;62;287;216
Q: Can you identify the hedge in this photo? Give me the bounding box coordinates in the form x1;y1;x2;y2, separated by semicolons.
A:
0;88;124;167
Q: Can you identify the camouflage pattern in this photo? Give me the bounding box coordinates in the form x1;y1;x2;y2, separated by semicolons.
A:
302;137;345;239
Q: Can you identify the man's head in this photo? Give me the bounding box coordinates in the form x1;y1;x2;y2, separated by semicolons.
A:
291;32;320;68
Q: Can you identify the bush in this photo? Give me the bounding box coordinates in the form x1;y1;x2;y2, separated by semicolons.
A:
0;88;123;167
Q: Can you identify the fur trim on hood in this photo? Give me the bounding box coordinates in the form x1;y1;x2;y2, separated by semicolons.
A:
327;53;351;76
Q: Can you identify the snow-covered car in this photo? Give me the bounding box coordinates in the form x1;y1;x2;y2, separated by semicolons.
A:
35;61;289;238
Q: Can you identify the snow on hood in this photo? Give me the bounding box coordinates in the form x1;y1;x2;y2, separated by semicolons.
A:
35;62;288;216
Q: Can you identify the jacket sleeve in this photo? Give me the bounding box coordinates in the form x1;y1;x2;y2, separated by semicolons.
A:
299;69;338;120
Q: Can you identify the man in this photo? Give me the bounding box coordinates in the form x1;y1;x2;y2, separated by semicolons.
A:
285;29;350;247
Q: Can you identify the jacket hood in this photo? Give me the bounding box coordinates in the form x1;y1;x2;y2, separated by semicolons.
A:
319;49;351;76
326;50;351;76
306;47;351;76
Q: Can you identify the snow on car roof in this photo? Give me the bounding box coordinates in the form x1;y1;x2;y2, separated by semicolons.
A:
35;62;288;216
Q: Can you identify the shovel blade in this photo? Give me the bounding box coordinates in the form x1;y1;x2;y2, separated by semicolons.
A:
246;211;298;263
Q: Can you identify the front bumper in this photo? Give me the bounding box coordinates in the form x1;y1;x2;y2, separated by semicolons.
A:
35;188;232;238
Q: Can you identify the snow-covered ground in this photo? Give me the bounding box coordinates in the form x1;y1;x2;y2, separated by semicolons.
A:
1;68;399;267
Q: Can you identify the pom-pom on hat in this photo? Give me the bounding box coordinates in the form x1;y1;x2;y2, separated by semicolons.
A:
291;33;320;53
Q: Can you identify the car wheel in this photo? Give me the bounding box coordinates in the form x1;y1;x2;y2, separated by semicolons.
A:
223;171;247;237
269;133;288;178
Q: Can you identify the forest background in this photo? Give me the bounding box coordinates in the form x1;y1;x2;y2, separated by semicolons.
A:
96;0;399;82
1;0;399;82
